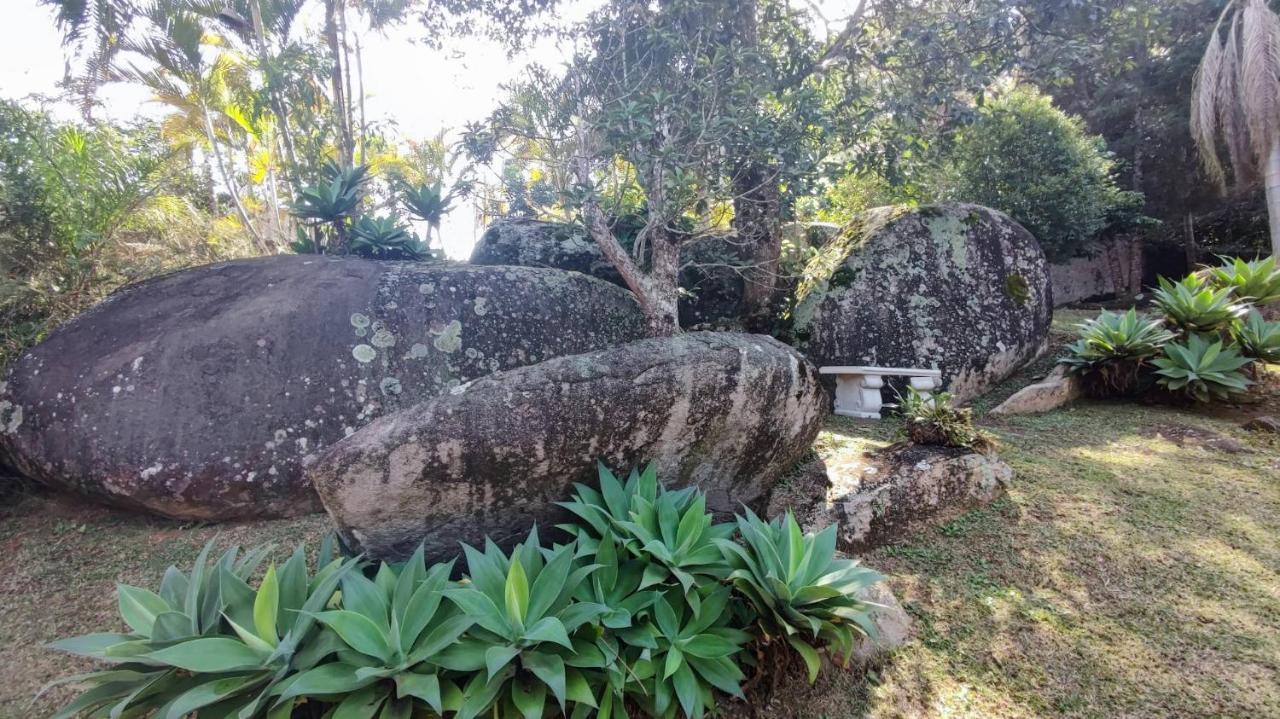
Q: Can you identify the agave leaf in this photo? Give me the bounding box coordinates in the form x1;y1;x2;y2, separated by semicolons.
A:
253;566;280;647
309;610;392;662
144;638;264;673
117;585;170;637
394;671;443;713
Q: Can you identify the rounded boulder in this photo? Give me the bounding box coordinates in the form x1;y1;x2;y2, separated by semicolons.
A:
0;255;647;519
789;203;1052;401
309;332;827;561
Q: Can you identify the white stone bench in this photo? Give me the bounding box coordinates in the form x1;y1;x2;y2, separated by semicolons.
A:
819;366;943;420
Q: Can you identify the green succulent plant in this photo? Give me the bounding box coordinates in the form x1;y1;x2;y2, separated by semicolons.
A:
1059;309;1175;396
348;214;436;260
896;387;993;450
276;545;473;717
717;510;882;683
1232;308;1280;364
559;464;734;601
1152;333;1254;402
440;529;608;719
45;538;358;719
1152;274;1248;334
400;181;452;226
621;587;752;719
290;161;370;225
1208;255;1280;306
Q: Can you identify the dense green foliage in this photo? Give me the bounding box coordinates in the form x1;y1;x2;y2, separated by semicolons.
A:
1152;274;1248;334
1152;334;1254;403
945;87;1143;261
46;466;882;718
1232;308;1280;364
1207;256;1280;306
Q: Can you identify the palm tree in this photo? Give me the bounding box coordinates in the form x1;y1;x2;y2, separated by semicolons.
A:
1192;0;1280;257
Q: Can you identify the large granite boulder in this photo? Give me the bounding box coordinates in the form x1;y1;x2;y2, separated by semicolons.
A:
309;332;827;561
0;255;646;520
789;203;1052;401
470;219;746;328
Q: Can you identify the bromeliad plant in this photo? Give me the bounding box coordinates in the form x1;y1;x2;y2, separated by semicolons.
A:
46;466;887;719
718;510;883;683
1060;309;1176;396
44;538;359;719
1153;333;1254;403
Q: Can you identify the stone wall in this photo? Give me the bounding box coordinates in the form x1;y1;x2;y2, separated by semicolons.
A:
1050;236;1144;306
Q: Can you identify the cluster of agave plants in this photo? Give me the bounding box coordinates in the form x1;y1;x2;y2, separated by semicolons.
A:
42;465;882;719
289;161;462;261
1062;255;1280;402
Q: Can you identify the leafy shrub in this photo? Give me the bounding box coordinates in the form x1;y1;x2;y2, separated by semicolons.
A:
946;87;1145;261
897;388;993;450
1060;309;1175;396
1151;274;1248;334
718;510;882;682
1207;256;1280;306
1152;334;1254;402
349;215;436;261
47;466;884;719
1232;308;1280;364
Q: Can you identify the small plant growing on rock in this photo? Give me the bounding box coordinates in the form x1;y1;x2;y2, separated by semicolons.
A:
1153;333;1254;403
898;388;994;451
1060;309;1175;396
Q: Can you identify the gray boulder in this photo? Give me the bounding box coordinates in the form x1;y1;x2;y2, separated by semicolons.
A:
789;203;1053;401
309;332;827;561
0;255;646;520
990;365;1082;415
470;219;746;328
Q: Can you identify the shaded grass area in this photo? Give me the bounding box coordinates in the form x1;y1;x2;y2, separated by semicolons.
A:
3;307;1279;718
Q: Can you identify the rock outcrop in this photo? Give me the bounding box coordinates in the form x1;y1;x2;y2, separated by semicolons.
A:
990;366;1082;415
789;203;1053;401
470;219;747;327
310;332;827;560
0;255;647;520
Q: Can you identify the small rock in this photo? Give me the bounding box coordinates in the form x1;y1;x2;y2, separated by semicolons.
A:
1243;416;1280;434
990;365;1082;415
849;581;911;666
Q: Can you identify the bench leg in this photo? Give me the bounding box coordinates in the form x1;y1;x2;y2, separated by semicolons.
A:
909;376;940;407
833;374;885;419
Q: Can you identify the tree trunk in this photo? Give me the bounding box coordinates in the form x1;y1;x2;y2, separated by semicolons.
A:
733;163;783;333
202;105;264;250
1267;140;1280;258
643;236;682;336
323;0;353;167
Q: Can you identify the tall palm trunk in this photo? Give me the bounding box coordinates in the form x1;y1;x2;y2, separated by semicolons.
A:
202;105;264;249
1268;141;1280;257
248;0;300;183
323;0;354;166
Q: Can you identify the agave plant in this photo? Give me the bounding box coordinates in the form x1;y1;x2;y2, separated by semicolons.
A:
1153;333;1255;402
1232;307;1280;364
559;464;733;600
1059;309;1175;396
1208;256;1280;305
620;587;751;719
717;510;882;683
291;162;371;253
348;214;436;261
1151;274;1248;334
276;546;473;717
439;529;608;719
45;538;358;719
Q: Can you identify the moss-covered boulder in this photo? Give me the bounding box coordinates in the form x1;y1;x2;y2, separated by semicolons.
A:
789;203;1052;401
0;255;646;520
470;219;746;328
309;333;827;561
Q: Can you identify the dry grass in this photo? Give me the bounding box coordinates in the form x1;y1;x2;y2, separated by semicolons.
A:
3;310;1279;718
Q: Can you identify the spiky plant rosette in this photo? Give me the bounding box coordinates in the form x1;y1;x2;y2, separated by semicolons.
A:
715;509;883;683
1153;333;1255;402
1060;309;1175;396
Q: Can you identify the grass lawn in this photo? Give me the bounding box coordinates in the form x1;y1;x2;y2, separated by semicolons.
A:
3;310;1279;718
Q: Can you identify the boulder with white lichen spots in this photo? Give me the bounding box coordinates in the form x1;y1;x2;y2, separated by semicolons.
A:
0;255;647;520
308;332;828;561
788;203;1053;402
